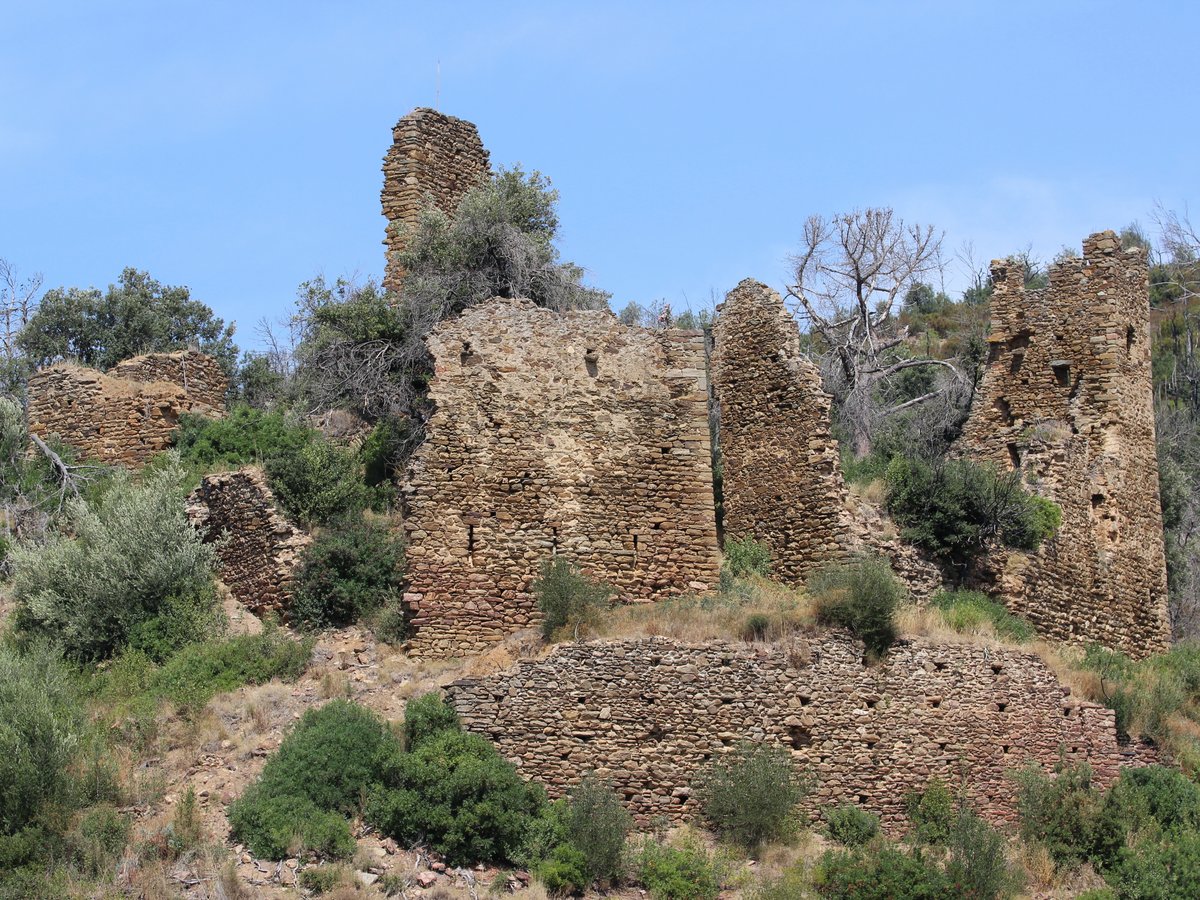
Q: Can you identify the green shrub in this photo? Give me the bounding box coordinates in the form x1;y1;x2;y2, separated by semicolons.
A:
229;700;396;859
904;777;958;845
228;790;355;860
633;836;721;900
695;742;807;851
10;455;220;661
68;804;129;877
885;456;1060;576
174;406;312;471
723;535;772;578
537;843;589;896
743;613;772;642
811;556;903;657
1105;827;1200;899
148;624;312;713
366;729;546;866
265;438;374;527
1015;761;1102;868
401;692;460;751
291;519;405;630
564;775;631;883
823;804;880;847
0;644;86;835
532;556;614;640
945;807;1018;900
1091;765;1200;870
814;846;955;899
298;864;349;894
513;800;570;871
930;590;1034;642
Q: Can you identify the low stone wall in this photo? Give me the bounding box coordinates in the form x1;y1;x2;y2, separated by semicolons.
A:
27;350;227;467
186;467;310;617
448;635;1151;830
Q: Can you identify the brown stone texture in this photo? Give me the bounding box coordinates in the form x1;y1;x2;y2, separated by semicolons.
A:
959;232;1170;657
712;279;856;581
186;467;311;617
448;635;1152;830
381;108;490;294
26;350;227;466
402;298;721;656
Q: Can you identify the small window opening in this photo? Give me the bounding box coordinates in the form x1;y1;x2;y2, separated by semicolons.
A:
467;524;475;557
996;702;1008;712
1092;493;1105;510
1126;324;1136;350
788;726;813;749
857;794;869;805
584;348;599;377
1009;352;1025;374
993;396;1013;425
934;661;947;672
866;699;878;709
1007;443;1021;471
929;698;942;709
991;663;1004;675
1002;744;1011;754
632;533;639;559
460;341;479;366
1052;361;1070;387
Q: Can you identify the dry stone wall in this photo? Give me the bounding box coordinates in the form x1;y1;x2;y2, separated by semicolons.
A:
959;232;1170;657
381;108;490;294
27;350;227;467
402;298;721;656
186;467;311;618
712;279;858;580
449;635;1152;829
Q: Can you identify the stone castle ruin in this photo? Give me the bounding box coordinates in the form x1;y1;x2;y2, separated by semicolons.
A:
402;298;720;656
27;349;227;466
713;279;856;580
959;232;1171;657
381;108;490;294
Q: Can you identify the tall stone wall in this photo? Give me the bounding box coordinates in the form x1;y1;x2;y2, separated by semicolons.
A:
186;467;311;618
712;279;856;581
381;108;490;294
959;232;1170;657
402;298;721;656
27;350;227;467
448;635;1152;829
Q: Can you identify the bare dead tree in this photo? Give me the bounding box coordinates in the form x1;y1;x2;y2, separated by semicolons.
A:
1153;203;1200;303
786;208;964;457
1;260;42;392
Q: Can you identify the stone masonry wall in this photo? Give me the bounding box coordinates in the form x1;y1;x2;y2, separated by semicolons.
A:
712;279;856;581
402;298;721;656
959;232;1170;657
186;467;311;618
449;635;1152;830
27;350;227;466
381;108;490;294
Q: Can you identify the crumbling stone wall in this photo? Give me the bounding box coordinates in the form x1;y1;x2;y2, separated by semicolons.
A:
381;108;490;294
712;279;856;581
449;635;1151;829
186;467;310;617
27;350;227;466
959;232;1170;657
402;298;721;656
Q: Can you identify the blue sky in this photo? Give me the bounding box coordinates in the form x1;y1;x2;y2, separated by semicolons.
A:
2;1;1196;351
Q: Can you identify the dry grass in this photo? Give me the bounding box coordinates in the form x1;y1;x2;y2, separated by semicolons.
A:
894;603;1012;647
597;577;817;644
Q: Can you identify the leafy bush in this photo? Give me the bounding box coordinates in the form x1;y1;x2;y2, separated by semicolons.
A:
823;804;880;847
229;700;396;859
723;535;772;578
69;804;130;877
814;846;955;899
173;406;312;471
10;456;220;661
633;836;721;900
1015;761;1102;868
533;556;614;640
366;729;546;866
811;556;904;657
930;590;1034;642
291;519;405;631
885;456;1060;576
1105;827;1200;899
904;777;958;845
265;438;374;527
945;807;1018;900
0;644;86;835
695;742;807;850
564;775;631;883
537;843;589;896
298;864;350;894
401;692;460;751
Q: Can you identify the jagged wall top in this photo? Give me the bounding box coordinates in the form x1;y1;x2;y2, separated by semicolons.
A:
381;108;490;294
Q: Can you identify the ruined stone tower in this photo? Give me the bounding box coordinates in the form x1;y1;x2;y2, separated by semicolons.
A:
959;231;1171;657
712;279;855;581
381;108;490;294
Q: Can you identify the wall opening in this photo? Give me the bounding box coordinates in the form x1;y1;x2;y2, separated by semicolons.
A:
1007;443;1021;471
1126;324;1136;351
584;348;599;378
1052;361;1071;387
